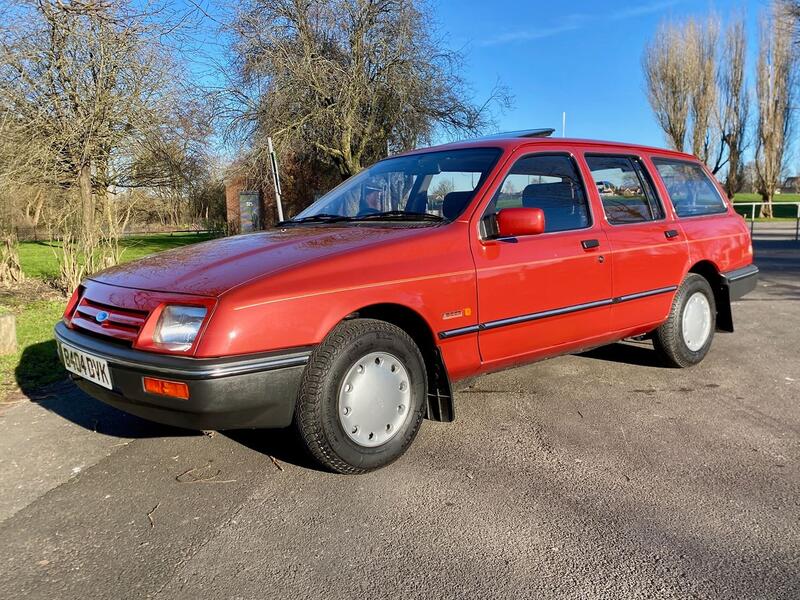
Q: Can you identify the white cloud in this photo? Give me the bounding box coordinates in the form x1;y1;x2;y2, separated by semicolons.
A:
478;0;682;47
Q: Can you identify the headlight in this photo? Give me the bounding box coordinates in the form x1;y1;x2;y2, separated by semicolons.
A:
153;305;207;351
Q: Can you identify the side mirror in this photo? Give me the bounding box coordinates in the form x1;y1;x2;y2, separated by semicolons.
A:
496;207;545;237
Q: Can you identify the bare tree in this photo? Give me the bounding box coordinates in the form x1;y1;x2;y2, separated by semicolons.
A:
643;22;694;151
755;3;798;217
785;0;800;26
430;178;455;201
226;0;510;182
687;18;720;166
0;1;207;289
719;17;749;197
644;15;750;186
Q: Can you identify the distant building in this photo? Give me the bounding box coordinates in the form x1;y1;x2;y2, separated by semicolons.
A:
781;176;800;193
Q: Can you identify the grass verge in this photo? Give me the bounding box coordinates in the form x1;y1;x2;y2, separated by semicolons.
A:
732;193;800;203
18;232;216;280
1;232;217;403
0;299;65;401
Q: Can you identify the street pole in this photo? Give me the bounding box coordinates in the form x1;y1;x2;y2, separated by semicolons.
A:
267;137;285;223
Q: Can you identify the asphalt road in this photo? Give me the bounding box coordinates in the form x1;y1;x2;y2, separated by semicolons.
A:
1;226;798;600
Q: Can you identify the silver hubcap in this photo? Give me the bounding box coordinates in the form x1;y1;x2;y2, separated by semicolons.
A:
338;352;411;448
682;291;712;352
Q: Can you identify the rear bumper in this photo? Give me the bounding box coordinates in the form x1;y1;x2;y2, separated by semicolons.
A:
722;264;759;301
54;322;310;430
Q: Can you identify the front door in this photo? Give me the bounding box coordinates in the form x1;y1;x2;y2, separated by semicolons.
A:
470;152;613;367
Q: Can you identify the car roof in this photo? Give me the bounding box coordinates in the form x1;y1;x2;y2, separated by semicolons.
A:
397;133;698;162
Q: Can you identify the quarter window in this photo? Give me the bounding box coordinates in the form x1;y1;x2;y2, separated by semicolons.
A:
585;155;664;224
652;158;727;217
485;154;591;233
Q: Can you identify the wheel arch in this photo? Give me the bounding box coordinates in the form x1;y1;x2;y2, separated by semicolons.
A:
342;303;455;422
688;260;733;332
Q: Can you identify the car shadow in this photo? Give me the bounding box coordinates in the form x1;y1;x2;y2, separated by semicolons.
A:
576;341;666;368
16;342;196;439
16;342;319;465
32;380;197;438
225;428;328;472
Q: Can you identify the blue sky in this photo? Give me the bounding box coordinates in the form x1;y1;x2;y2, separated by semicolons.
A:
435;0;767;148
184;0;775;156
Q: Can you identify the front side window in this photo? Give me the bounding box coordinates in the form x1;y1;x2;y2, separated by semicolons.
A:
585;155;664;224
485;154;591;233
293;148;502;222
651;158;727;217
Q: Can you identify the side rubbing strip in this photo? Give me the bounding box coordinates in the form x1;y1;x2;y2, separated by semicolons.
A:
437;285;678;340
613;286;677;304
438;324;481;340
481;298;613;331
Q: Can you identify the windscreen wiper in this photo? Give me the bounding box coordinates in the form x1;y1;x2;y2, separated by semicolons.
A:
278;213;354;226
352;210;445;222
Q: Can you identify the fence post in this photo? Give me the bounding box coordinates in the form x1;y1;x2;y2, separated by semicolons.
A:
796;202;799;242
750;203;756;235
0;314;17;356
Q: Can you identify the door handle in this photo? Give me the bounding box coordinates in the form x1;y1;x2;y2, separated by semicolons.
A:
581;239;600;250
664;229;679;239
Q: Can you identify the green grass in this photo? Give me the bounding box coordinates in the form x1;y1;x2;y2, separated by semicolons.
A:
731;196;800;220
18;232;216;280
1;232;217;401
732;192;800;203
0;300;66;398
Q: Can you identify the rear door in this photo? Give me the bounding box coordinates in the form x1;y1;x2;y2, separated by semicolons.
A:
582;153;688;331
469;150;613;367
649;157;751;272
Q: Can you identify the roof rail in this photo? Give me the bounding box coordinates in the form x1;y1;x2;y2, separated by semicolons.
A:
469;128;555;141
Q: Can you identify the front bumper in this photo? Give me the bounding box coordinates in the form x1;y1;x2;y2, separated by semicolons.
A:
722;264;759;301
54;322;311;430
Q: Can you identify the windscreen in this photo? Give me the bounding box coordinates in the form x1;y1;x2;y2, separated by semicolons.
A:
293;148;502;222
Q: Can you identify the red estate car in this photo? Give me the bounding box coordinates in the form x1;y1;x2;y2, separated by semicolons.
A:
56;130;758;473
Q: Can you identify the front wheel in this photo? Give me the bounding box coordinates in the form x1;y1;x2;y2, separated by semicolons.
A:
294;318;427;474
653;273;716;368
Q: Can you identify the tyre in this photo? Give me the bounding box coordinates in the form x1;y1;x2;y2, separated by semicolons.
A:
294;318;427;474
653;273;716;368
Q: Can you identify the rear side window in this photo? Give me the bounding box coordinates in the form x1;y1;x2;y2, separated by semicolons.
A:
486;154;591;233
651;158;727;217
585;155;664;224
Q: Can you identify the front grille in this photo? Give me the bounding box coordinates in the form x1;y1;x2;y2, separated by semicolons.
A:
70;296;149;344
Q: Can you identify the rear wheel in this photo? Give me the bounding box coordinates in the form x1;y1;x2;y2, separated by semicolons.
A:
653;273;716;368
295;318;427;474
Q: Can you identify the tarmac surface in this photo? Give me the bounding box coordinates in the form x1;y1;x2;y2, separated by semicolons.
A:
1;224;798;599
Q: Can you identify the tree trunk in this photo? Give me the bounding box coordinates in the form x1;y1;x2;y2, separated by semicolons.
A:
78;164;94;233
759;191;773;218
76;164;101;278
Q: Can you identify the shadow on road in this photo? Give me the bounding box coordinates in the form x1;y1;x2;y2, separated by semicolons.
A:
14;343;319;467
225;428;328;472
15;340;192;438
34;380;196;439
576;341;665;368
753;238;800;276
15;344;318;466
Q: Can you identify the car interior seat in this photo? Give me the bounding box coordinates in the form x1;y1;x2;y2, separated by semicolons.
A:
521;182;588;231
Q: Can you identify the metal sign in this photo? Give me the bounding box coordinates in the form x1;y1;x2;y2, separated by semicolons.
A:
239;191;261;232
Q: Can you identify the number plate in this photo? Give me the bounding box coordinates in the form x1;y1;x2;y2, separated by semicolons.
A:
58;342;113;390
